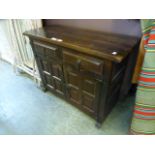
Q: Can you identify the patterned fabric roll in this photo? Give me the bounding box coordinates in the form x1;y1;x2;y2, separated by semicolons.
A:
130;19;155;134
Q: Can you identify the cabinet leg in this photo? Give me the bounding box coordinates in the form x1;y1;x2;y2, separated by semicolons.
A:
41;86;47;92
40;82;47;92
95;122;102;129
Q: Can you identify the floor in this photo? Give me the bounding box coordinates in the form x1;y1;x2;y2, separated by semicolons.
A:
0;60;135;134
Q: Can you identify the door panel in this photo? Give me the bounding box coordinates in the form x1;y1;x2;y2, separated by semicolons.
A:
82;93;95;112
67;86;81;104
53;78;64;95
40;59;51;74
45;75;55;90
50;62;65;96
63;50;104;75
51;63;63;79
81;76;100;113
33;41;59;59
82;78;96;95
37;57;55;89
64;66;81;105
67;71;80;87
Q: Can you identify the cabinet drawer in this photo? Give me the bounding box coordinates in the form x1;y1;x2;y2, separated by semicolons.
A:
63;50;104;75
33;41;61;59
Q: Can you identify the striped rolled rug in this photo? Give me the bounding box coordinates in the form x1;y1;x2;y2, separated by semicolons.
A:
130;19;155;135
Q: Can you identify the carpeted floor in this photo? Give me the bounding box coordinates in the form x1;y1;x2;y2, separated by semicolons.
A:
0;60;135;134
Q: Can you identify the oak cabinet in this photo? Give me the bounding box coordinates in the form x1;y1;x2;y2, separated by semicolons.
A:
24;25;140;127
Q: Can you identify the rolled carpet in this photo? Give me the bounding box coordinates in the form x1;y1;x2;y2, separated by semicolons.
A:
130;19;155;135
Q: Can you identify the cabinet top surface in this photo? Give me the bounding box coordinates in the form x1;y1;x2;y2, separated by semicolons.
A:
24;25;140;62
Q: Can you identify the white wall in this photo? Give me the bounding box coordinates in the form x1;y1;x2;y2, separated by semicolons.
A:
0;20;14;64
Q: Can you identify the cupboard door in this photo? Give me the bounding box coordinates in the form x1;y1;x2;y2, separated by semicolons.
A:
64;64;101;115
38;56;65;97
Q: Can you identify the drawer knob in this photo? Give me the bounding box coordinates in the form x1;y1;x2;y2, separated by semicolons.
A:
51;37;57;41
57;39;63;42
112;51;118;55
51;37;63;42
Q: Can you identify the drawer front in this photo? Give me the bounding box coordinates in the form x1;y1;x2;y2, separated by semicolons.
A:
33;41;61;59
63;50;104;76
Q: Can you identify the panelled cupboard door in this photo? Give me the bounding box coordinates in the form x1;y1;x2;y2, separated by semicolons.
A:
33;41;65;97
37;56;65;97
64;64;101;114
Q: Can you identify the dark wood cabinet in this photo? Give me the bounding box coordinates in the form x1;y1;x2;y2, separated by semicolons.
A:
24;25;140;127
